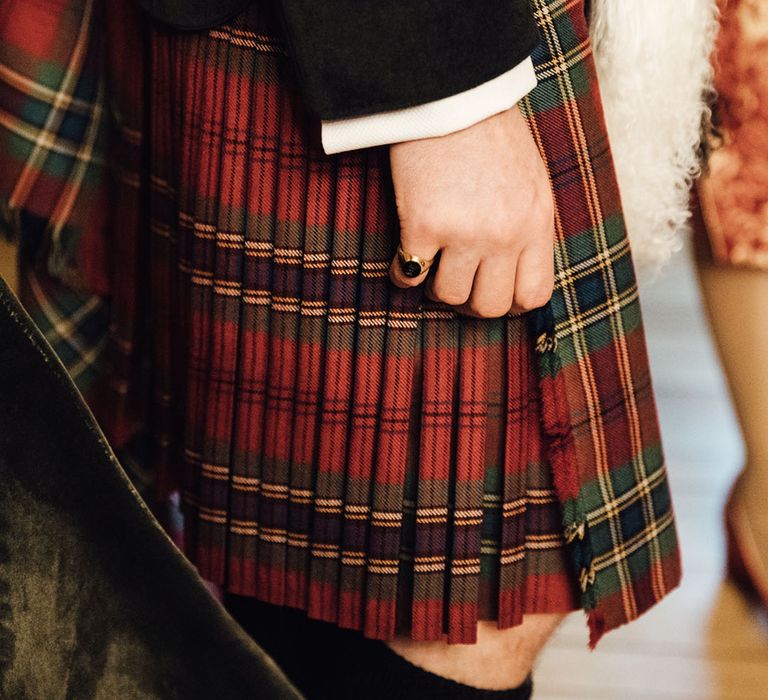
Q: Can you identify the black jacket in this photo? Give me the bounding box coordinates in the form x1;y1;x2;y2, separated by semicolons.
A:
137;0;541;121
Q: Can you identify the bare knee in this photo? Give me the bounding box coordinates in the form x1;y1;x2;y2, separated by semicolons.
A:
386;612;569;690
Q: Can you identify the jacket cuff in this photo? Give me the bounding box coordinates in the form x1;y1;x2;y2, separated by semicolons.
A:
320;56;537;155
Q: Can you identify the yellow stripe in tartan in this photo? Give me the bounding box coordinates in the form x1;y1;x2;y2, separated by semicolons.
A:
593;510;676;574
585;464;667;528
524;488;559;505
528;0;652;621
450;562;482;576
367;564;399;575
150;174;175;194
554;238;631;288
117;123;141;145
529;38;593;82
534;0;583;24
526;533;567;549
114;165;141;189
0;61;94;113
453;508;484;526
555;286;639;341
207;28;287;55
413;556;447;574
500;550;526;566
0;105;104;164
200;462;229;480
198;505;227;525
25;267;107;382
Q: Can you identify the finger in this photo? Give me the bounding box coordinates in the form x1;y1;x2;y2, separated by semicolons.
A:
509;239;555;315
455;254;517;318
423;246;479;306
389;236;441;289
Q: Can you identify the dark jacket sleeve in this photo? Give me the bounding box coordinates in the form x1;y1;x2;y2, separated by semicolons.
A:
137;0;249;31
136;1;541;120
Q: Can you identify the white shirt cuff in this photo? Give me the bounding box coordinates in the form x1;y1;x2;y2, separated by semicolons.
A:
320;56;537;155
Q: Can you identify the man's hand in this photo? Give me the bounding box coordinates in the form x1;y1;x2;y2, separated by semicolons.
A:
388;104;555;318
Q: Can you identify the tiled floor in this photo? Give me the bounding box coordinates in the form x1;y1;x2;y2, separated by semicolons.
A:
534;246;768;699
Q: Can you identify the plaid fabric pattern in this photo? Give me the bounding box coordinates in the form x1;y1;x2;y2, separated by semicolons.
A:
16;259;109;395
0;0;165;511
524;0;682;645
0;0;682;648
14;260;159;506
146;3;579;644
0;0;109;294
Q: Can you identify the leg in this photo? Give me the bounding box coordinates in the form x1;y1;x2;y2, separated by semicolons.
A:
226;594;569;698
694;225;768;582
386;612;569;690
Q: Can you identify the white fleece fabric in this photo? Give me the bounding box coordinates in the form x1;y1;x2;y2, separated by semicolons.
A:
590;0;720;279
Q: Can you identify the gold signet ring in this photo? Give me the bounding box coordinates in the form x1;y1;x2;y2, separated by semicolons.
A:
397;243;435;278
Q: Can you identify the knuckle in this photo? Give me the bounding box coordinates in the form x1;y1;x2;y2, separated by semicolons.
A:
403;216;441;242
467;299;510;319
430;278;471;307
439;290;470;306
516;284;553;311
534;189;556;224
490;214;519;243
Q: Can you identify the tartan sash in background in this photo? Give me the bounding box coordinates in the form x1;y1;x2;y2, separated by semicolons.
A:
0;0;110;294
0;0;681;648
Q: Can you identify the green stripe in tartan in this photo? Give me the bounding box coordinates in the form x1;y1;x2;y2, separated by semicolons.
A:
0;0;108;282
591;515;678;598
35;61;69;91
525;0;681;644
559;215;628;268
20;264;109;394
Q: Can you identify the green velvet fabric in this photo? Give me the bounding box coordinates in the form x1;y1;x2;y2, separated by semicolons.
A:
0;277;302;699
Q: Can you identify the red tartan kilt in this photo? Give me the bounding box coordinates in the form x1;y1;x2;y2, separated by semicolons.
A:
1;0;683;650
110;1;583;643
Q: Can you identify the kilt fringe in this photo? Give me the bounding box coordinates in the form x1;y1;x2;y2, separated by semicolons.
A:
523;0;682;646
529;306;602;641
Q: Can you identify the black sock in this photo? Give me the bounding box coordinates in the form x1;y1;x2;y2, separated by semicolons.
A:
224;594;534;700
336;634;534;700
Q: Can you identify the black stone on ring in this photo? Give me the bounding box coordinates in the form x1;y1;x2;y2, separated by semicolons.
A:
401;260;423;278
397;244;434;278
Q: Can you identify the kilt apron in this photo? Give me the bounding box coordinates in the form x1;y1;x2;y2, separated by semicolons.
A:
0;0;682;648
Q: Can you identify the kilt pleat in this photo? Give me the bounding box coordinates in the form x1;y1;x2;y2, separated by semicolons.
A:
409;320;458;639
137;2;581;644
497;324;533;629
4;0;686;649
445;324;488;643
